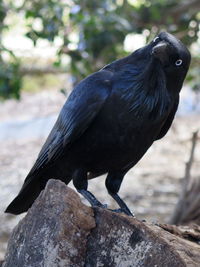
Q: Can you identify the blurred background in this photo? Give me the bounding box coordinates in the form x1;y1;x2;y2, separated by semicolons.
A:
0;0;200;261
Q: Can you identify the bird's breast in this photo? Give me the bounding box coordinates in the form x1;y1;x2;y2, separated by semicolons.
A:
66;87;172;172
69;105;167;172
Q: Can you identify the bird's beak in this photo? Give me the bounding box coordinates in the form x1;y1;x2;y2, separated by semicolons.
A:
151;41;169;64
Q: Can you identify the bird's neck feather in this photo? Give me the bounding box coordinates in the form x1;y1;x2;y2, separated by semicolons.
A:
124;61;171;120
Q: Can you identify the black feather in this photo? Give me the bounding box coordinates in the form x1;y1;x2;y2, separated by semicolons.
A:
5;32;191;215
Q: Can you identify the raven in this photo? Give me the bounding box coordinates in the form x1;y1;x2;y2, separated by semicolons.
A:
5;32;191;216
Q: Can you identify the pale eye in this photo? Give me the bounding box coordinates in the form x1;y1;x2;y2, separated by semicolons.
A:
175;59;183;66
153;36;160;43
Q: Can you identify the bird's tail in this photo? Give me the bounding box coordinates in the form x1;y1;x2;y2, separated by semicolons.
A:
5;176;41;215
5;173;73;215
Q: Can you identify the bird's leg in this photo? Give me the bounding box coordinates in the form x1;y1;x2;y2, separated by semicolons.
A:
105;172;134;217
73;169;106;208
108;192;133;216
77;189;107;208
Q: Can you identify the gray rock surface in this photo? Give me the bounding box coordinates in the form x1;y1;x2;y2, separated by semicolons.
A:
3;180;95;267
3;180;200;267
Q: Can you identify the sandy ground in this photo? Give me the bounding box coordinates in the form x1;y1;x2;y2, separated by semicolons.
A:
0;89;200;261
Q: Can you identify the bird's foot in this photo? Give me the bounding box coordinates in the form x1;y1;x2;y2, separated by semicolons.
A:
108;192;134;216
77;189;107;209
94;202;108;209
77;189;133;215
110;208;134;217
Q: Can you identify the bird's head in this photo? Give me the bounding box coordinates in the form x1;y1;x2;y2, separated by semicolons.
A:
150;32;191;89
151;32;190;70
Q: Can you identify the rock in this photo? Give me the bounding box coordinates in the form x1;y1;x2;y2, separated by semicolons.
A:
3;180;200;267
86;210;200;267
3;180;95;267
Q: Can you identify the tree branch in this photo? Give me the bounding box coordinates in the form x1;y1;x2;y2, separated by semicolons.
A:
170;0;200;17
170;131;199;225
20;66;67;76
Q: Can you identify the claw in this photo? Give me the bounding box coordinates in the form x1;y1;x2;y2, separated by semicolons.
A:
109;208;134;217
94;203;108;209
108;191;134;216
78;189;107;209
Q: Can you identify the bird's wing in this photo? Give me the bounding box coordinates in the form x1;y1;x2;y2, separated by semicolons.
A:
28;71;112;176
155;96;179;140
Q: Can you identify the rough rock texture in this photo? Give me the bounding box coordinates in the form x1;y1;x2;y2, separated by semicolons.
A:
3;180;200;267
3;180;95;267
86;210;200;267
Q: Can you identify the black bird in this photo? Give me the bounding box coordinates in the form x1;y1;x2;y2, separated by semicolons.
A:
5;32;191;216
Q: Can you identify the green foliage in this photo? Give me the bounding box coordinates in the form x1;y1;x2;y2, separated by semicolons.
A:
0;46;22;99
0;0;200;98
0;0;7;31
24;0;65;44
0;60;21;99
0;1;22;99
21;0;199;84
